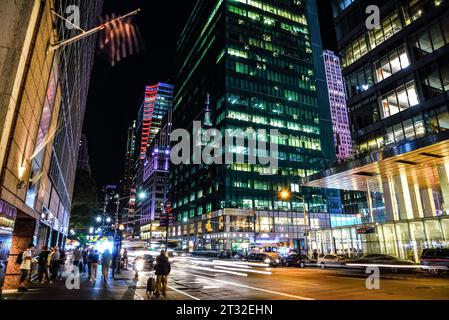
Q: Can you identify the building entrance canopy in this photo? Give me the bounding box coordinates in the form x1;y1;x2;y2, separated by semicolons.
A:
301;134;449;193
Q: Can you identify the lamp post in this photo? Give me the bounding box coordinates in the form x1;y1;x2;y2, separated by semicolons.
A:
113;191;147;275
279;190;309;257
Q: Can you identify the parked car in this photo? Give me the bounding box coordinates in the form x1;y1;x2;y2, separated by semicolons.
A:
283;254;316;268
346;254;415;271
245;253;282;266
317;254;347;268
133;254;154;278
421;248;449;274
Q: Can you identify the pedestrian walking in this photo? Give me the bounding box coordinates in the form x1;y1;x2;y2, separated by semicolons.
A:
50;247;60;282
47;247;55;283
57;248;66;280
82;247;88;273
72;247;83;274
87;248;93;279
89;250;100;283
154;250;171;298
101;249;112;283
122;248;128;269
17;243;36;292
37;246;50;284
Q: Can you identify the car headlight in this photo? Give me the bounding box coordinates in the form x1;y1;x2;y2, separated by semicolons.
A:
135;260;144;271
264;258;271;263
275;259;280;263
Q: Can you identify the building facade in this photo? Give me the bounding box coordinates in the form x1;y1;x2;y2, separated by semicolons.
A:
133;83;174;238
140;109;173;241
119;121;136;237
323;50;353;161
77;134;91;175
0;0;102;290
170;0;338;252
303;0;449;261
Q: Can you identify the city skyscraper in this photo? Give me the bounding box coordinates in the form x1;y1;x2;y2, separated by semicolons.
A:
140;109;173;241
170;0;337;252
0;0;103;290
323;50;353;161
77;134;92;175
139;83;175;160
119;121;136;236
302;0;449;261
133;83;174;238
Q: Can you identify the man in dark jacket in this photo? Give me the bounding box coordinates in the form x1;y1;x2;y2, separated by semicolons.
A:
154;250;171;297
37;246;50;284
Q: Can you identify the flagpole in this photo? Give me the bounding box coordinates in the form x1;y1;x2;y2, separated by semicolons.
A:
48;8;141;53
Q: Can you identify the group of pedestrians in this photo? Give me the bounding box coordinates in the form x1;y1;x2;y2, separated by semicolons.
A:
18;243;66;292
69;247;113;284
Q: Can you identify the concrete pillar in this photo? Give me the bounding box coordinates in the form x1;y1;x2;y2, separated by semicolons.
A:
225;215;231;232
366;182;374;223
421;188;437;218
409;182;424;219
394;170;415;220
438;159;449;214
3;217;38;290
382;176;398;221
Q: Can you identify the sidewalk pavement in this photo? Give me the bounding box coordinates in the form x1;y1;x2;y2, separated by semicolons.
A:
1;265;185;300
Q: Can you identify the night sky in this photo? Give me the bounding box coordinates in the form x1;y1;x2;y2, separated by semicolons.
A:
84;0;336;188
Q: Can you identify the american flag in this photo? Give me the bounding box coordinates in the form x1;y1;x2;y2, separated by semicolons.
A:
98;13;142;66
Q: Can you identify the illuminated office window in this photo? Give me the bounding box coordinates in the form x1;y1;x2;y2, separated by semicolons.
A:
374;45;410;82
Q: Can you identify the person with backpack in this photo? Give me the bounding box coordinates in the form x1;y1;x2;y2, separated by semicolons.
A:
17;243;36;292
154;250;171;298
101;249;112;283
37;246;50;284
89;250;100;283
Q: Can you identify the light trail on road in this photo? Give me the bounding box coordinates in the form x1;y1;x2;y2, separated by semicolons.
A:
173;269;315;300
214;265;272;275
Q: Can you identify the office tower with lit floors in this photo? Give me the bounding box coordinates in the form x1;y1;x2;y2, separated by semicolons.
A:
323;50;353;161
133;83;174;238
170;0;340;253
302;0;449;261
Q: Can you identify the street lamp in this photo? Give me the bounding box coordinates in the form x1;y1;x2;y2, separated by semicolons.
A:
279;189;309;257
138;191;147;200
96;216;102;223
106;217;112;223
112;191;147;276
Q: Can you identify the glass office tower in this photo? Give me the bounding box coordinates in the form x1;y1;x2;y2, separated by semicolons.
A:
170;0;337;252
303;0;449;260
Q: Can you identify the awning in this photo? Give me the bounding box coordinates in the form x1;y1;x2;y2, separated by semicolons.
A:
301;132;449;192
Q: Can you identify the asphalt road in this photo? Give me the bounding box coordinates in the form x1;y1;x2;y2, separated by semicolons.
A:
133;256;449;300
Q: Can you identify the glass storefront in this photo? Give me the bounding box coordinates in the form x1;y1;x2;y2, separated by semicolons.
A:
309;216;449;261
